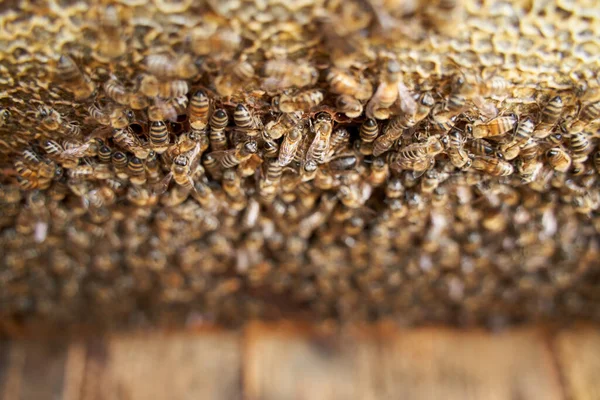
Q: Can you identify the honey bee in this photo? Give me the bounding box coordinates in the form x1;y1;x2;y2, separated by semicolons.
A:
262;158;283;183
189;90;210;130
264;111;302;140
104;76;130;105
68;163;112;180
301;160;318;182
55;55;94;99
202;153;222;180
471;155;514;176
15;159;37;179
213;140;258;168
209;109;229;151
470;115;517;138
127;186;158;207
580;100;600;122
215;60;257;96
326;68;372;100
145;53;197;80
569;132;592;162
234;103;262;130
97;5;126;59
534;96;563;138
366;60;401;120
278;89;324;113
307;112;333;164
262;139;279;159
263;59;318;92
359;118;379;144
113;127;150;159
364;157;388;187
88;104;111;125
278;123;303;166
329;154;358;172
110;107;135;129
546;147;572;172
0;108;11;128
157;80;189;99
111;150;128;170
335;95;363;118
37;106;62;131
372;117;404;157
443;129;472;169
594;151;600;173
389;136;444;173
149;121;170;154
127;156;146;184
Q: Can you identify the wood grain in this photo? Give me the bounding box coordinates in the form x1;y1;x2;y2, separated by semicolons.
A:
554;326;600;400
4;324;600;400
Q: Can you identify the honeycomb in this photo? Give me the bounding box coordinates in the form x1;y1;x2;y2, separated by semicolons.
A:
0;0;599;329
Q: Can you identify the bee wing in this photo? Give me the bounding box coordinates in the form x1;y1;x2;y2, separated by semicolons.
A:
87;125;113;140
62;143;91;158
397;81;417;116
152;172;173;195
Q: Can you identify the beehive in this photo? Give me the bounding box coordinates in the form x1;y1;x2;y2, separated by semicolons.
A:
0;0;599;329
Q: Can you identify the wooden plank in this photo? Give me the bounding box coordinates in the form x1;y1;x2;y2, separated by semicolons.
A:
554;326;600;400
377;326;564;400
80;331;242;400
243;322;382;400
0;342;25;400
19;341;67;400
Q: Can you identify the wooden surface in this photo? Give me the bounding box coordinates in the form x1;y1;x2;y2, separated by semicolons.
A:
0;323;598;400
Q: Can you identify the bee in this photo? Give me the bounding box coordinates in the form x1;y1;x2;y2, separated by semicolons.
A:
189;90;210;130
203;153;222;180
111;150;128;170
443;129;472;169
140;74;160;98
55;55;94;99
129;91;149;110
127;186;158;207
191;181;219;211
37;106;62;131
263;158;283;183
546;147;572;172
278;89;324;113
145;153;163;184
68;164;111;180
263;59;318;92
278;123;303;166
97;5;126;59
594;151;600;173
22;148;43;165
580;100;600;122
104;76;130;105
0;108;10;128
366;59;401;119
326;68;372;100
534;96;563;138
470;115;517;138
372;117;405;157
62;121;83;138
471;155;514;176
389;136;444;173
499;119;534;160
113;127;150;159
335;95;363;118
367;157;389;186
149;121;170;154
262;139;279;159
222;168;244;200
214;60;256;96
158;80;189;99
208;109;229;151
234;103;261;130
569;132;592;162
110;107;135;129
127;156;146;182
15;159;37;179
306;112;333;164
360;118;379;143
145;53;197;80
300;160;318;182
88;104;111;125
214;140;258;168
329;154;358;172
264;111;302;140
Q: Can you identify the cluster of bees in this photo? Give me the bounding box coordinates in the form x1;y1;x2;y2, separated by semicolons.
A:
0;0;600;327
